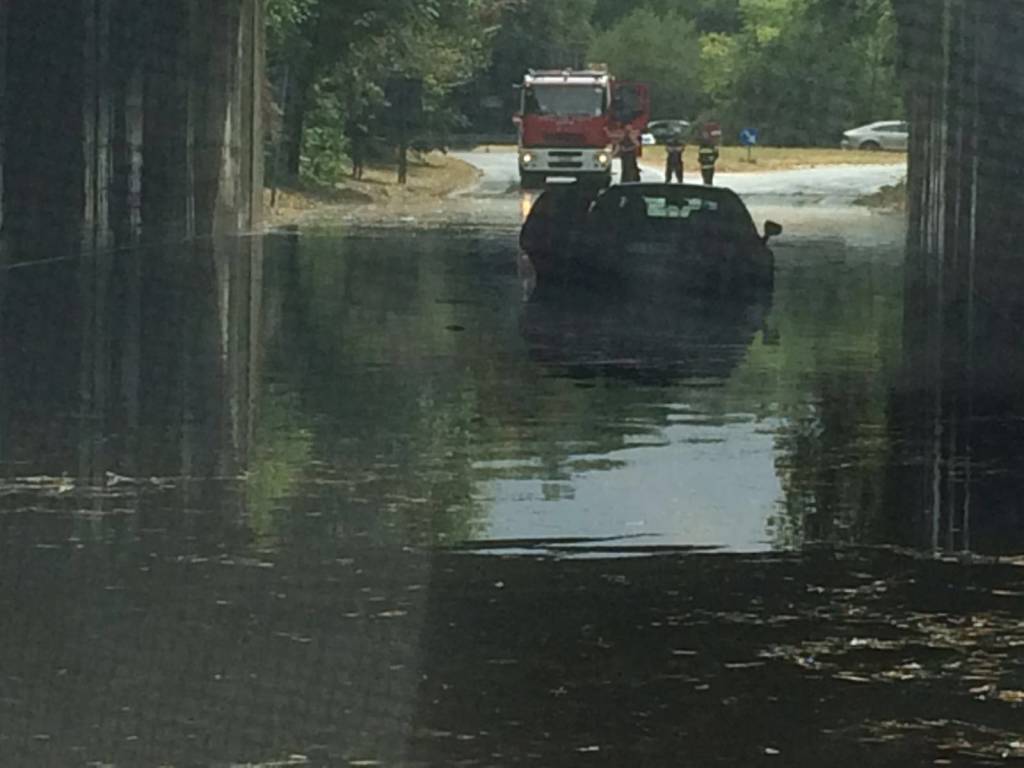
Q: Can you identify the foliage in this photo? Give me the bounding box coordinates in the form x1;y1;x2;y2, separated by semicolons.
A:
720;0;903;144
299;82;350;184
266;0;905;181
588;9;702;119
267;0;499;183
453;0;598;133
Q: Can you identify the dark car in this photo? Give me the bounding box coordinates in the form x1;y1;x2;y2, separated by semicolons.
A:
642;119;692;146
520;182;782;295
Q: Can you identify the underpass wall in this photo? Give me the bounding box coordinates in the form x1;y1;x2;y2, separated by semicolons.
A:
0;0;263;261
889;0;1024;552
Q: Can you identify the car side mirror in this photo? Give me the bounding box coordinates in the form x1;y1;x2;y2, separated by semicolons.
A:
763;220;783;241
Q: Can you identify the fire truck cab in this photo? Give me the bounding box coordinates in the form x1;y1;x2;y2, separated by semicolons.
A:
513;69;648;189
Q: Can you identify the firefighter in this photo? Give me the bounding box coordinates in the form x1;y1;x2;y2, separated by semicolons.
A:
616;130;641;183
698;139;719;186
664;130;685;183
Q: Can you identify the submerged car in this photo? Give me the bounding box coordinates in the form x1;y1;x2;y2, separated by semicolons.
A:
520;288;773;385
520;182;781;295
840;120;909;151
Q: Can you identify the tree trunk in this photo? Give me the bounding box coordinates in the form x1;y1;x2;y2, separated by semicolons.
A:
282;76;308;179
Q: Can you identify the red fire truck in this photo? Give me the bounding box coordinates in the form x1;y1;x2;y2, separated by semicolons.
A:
513;68;649;189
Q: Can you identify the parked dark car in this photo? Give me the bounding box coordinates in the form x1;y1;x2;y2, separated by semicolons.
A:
642;119;692;146
520;182;781;295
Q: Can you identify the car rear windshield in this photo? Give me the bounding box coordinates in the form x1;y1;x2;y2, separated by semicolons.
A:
599;190;751;226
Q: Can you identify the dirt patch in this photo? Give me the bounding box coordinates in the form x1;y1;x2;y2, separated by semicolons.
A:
264;152;481;228
855;177;908;211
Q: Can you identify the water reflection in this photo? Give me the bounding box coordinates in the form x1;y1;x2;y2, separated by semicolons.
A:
7;227;1019;557
520;289;771;383
3;226;1024;765
1;238;259;505
0;236;434;766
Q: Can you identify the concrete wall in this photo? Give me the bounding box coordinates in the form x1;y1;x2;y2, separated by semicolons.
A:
896;0;1024;373
891;0;1024;552
0;0;263;261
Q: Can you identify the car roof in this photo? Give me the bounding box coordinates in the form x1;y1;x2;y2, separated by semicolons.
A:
857;120;905;129
605;182;742;201
534;182;747;209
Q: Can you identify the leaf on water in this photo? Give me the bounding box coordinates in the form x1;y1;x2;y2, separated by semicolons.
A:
272;632;312;644
834;673;873;684
995;689;1024;703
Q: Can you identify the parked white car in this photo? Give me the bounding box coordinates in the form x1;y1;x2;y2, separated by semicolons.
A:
841;120;908;151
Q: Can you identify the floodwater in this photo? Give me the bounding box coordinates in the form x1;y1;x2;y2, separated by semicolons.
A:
2;161;1023;766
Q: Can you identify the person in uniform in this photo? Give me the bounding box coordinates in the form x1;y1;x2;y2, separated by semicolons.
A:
616;130;641;183
698;139;719;186
664;130;685;183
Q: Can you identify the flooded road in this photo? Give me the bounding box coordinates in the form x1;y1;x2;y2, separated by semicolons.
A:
2;161;1024;766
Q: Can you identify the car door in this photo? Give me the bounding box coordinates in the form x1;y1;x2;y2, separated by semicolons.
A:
610;82;651;134
878;122;902;151
895;121;909;151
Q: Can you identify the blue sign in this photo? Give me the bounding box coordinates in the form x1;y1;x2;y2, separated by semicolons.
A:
740;128;760;146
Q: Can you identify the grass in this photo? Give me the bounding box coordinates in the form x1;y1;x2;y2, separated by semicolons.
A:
641;145;906;174
264;151;481;227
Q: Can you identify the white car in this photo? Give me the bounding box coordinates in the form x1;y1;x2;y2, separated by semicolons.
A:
841;120;908;151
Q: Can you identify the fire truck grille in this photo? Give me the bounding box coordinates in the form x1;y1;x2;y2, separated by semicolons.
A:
544;133;587;146
547;149;585;169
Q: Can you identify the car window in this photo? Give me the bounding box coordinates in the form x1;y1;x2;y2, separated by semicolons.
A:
593;189;754;234
642;196;718;219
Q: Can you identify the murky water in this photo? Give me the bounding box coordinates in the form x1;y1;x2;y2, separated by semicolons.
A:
2;197;1023;765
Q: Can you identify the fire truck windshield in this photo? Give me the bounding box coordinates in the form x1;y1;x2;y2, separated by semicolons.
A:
523;85;606;117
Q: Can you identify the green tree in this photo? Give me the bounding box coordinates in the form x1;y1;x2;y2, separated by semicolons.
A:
592;0;742;32
456;0;598;133
268;0;497;182
720;0;902;144
588;8;702;119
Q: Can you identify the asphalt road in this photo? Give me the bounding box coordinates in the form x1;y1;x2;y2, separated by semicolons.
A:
329;149;906;237
454;147;906;205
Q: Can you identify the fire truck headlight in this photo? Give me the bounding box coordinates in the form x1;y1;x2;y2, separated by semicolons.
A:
521;152;534;166
597;152;610;167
